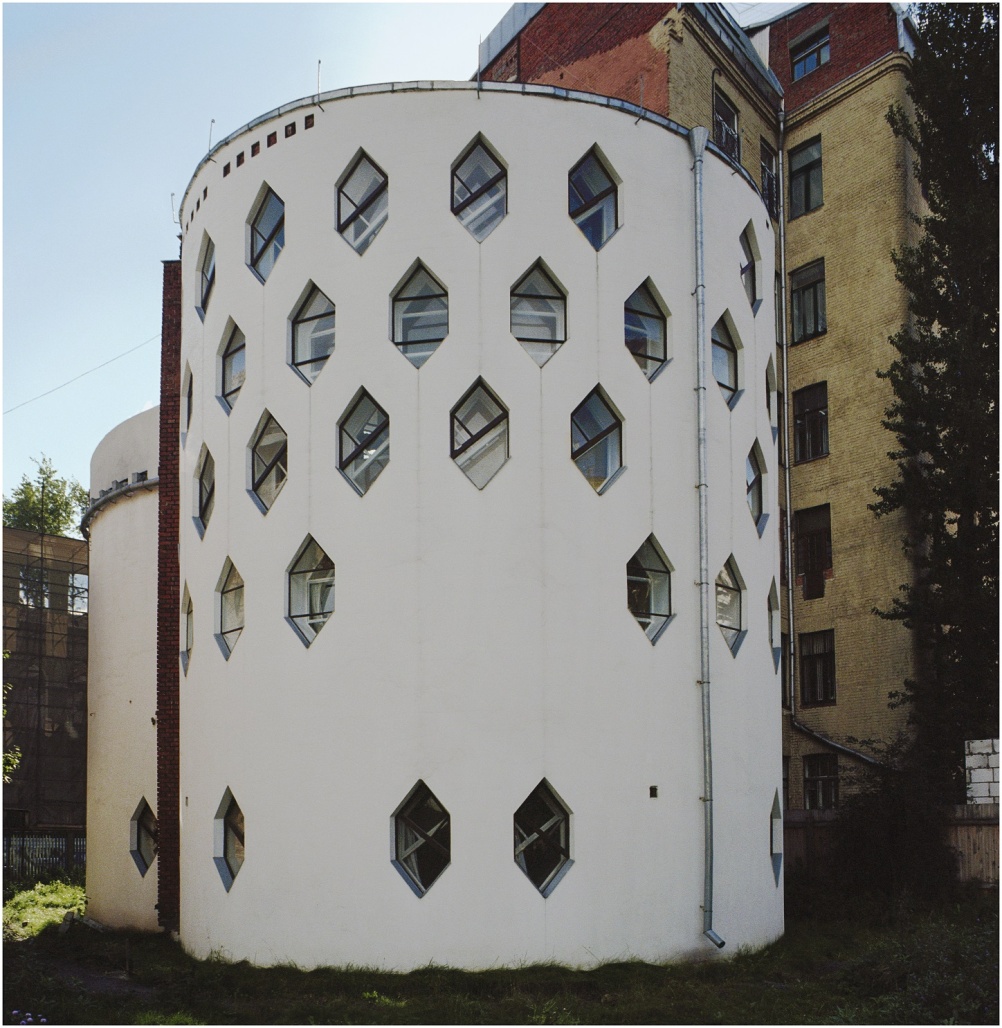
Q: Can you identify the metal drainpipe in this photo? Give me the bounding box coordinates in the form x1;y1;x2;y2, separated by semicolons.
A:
689;125;725;951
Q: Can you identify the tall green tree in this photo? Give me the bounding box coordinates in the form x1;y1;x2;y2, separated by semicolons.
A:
2;456;89;538
874;4;999;797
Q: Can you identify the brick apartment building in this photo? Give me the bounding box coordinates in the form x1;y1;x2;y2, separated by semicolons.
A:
479;1;920;812
3;528;88;829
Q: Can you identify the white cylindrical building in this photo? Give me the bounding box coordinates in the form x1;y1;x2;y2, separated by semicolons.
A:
92;81;783;968
85;407;161;930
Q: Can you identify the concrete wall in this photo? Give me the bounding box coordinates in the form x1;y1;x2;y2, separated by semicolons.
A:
173;82;781;969
86;407;160;930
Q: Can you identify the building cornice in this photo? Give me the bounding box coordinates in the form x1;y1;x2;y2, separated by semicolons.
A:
785;50;911;131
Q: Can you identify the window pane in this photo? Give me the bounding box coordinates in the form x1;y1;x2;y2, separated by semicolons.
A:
453;142;507;241
569;151;617;249
338;155;388;255
292;288;335;380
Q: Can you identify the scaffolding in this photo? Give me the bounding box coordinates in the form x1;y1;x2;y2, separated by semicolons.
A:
3;527;88;829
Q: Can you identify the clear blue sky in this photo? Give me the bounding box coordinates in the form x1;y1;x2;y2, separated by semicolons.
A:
3;1;509;500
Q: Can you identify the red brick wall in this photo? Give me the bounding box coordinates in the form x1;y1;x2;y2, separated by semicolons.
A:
767;2;900;110
156;259;182;933
482;4;674;115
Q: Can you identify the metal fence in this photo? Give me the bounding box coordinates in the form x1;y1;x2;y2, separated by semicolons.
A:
3;829;86;882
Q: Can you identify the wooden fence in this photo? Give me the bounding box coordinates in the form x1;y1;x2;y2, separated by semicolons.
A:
784;804;999;886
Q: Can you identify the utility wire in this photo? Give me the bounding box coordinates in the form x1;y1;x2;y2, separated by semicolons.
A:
3;333;161;416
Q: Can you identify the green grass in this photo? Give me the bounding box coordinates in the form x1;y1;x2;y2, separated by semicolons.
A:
3;882;997;1024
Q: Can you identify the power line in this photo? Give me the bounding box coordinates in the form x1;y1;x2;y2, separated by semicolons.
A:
3;333;161;416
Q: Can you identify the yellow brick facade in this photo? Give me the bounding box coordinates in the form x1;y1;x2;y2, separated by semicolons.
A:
782;54;917;807
665;8;781;179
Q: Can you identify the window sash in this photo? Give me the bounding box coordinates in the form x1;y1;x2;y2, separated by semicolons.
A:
569;151;617;248
711;326;738;396
198;456;215;524
746;452;763;520
800;630;836;704
292;288;335;376
223;799;245;878
794;384;829;461
791;263;827;342
792;30;830;80
803;754;838;809
251;191;285;278
625;285;666;375
790;140;823;216
452;143;507;240
200;241;215;310
514;784;570;891
340;394;389;492
338;155;388;253
222;330;246;404
252;419;288;509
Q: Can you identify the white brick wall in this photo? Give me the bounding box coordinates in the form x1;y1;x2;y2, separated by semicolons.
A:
966;739;1000;803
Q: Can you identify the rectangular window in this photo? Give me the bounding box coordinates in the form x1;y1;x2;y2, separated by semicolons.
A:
782;756;790;810
790;260;826;343
760;140;778;219
803;753;838;809
800;629;835;705
795;504;832;600
794;382;829;461
792;28;830;81
713;88;740;161
789;138;823;218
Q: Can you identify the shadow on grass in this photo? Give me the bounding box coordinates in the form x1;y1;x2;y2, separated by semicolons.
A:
4;884;998;1025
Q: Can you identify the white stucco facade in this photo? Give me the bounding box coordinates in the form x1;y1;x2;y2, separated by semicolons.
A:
90;81;782;968
85;406;160;930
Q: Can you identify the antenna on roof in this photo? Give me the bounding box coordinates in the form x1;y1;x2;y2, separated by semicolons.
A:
316;60;324;111
170;193;179;225
635;74;646;124
206;118;216;163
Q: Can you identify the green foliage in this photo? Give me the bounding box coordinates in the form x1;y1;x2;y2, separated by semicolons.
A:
3;881;86;941
2;880;997;1024
2;455;89;537
3;665;21;784
875;4;999;795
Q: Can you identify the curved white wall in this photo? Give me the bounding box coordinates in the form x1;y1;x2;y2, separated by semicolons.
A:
86;406;160;930
176;83;781;969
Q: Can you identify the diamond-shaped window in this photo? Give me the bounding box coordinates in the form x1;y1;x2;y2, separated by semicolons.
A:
193;445;215;538
392;262;448;368
290;284;335;383
249;185;285;282
571;386;622;492
338;389;389;496
569;148;618;249
392;781;450;896
249;411;288;512
129;797;158;877
514;780;572;896
625;281;668;380
451;379;509;489
213;788;245;891
216;559;244;658
452;137;507;241
287;536;334;646
716;556;744;654
337;151;388;255
511;261;566;367
627;535;673;643
220;323;246;411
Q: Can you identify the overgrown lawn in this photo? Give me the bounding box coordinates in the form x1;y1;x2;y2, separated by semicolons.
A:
3;882;997;1024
